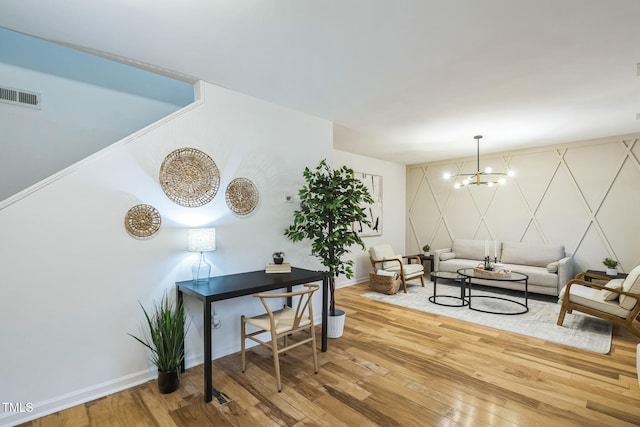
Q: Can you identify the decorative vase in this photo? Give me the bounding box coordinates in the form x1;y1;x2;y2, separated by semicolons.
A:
606;268;618;276
157;370;179;394
327;309;346;338
274;257;284;265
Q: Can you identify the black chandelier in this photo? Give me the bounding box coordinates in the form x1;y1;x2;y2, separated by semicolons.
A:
443;135;514;188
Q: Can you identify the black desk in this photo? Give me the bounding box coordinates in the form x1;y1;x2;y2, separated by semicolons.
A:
176;267;327;403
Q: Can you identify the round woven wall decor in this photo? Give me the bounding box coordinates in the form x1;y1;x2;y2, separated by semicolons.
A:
159;148;220;207
225;177;259;216
125;204;161;239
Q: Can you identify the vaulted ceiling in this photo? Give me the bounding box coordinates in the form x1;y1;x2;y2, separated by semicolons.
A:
1;0;640;164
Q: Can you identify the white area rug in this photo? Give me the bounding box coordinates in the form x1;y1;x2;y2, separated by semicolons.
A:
362;281;612;354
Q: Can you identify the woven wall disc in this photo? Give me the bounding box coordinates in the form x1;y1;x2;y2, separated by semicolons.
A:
125;204;161;239
159;147;220;207
225;177;259;216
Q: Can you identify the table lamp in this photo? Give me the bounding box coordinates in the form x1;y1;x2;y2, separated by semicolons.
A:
188;228;216;284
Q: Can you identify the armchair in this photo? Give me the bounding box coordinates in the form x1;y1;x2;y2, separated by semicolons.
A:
369;244;425;293
557;266;640;339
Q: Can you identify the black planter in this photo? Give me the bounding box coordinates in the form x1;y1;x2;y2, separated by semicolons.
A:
157;369;179;394
273;257;284;265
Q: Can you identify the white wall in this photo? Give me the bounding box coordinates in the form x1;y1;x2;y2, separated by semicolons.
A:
406;134;640;274
0;62;191;201
333;150;406;286
0;81;332;426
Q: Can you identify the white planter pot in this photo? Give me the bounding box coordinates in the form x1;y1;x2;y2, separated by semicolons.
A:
606;268;618;276
327;309;346;338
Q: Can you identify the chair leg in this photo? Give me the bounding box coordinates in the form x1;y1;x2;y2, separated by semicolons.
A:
241;316;246;372
556;306;567;326
271;336;282;392
401;277;407;293
310;326;318;374
420;274;425;287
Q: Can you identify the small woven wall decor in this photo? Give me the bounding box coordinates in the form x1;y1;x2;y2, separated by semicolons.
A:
159;147;220;207
125;204;161;239
225;177;259;216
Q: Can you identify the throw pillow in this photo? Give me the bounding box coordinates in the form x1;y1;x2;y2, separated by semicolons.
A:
601;279;624;301
546;262;558;273
439;252;456;261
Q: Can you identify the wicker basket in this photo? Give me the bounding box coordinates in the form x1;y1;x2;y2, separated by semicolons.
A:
473;266;512;279
369;272;401;295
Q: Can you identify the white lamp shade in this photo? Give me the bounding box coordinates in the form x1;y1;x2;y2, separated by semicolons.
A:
188;228;216;252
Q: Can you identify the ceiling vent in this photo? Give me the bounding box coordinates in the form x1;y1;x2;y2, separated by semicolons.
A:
0;86;41;110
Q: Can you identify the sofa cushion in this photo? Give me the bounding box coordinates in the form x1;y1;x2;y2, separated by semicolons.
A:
451;239;492;261
502;264;557;288
501;241;565;268
620;265;640;310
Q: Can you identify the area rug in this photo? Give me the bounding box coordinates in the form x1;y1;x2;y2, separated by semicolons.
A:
362;281;612;354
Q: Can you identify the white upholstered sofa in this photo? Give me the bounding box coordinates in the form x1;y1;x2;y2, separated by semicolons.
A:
434;239;573;296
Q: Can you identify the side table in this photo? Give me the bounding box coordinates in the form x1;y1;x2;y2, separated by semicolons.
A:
585;270;628;282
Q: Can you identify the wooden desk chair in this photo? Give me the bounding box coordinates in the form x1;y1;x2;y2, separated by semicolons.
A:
557;266;640;339
241;284;319;392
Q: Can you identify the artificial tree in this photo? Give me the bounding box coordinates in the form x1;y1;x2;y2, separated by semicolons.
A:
285;159;373;316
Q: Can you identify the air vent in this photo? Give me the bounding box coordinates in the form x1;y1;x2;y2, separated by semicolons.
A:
0;86;41;109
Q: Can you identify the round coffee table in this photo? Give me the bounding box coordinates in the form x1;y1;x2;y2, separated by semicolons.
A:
457;268;529;315
429;271;468;307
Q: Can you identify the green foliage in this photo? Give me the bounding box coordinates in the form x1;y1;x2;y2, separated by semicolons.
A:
422;244;430;252
285;159;374;314
603;257;618;269
128;293;188;373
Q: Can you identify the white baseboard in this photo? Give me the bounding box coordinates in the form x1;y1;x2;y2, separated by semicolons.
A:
0;369;154;427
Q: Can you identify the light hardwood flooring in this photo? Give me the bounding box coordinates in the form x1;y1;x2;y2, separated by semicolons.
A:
21;281;640;426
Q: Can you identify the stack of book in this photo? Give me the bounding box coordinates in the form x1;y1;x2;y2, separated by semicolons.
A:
265;262;292;273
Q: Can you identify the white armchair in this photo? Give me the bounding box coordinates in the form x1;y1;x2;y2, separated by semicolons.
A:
369;244;425;293
557;266;640;339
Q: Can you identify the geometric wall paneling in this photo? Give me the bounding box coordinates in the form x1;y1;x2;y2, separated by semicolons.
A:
508;150;559;212
596;159;640;271
484;183;532;242
534;161;588;248
406;134;640;274
563;143;625;212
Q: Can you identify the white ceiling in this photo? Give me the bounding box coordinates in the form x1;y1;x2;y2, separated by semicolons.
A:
1;0;640;165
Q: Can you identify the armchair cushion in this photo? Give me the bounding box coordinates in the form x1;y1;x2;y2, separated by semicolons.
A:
439;252;456;261
601;279;624;301
384;263;424;277
620;266;640;310
559;283;631;318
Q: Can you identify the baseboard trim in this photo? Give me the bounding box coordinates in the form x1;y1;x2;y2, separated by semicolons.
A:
0;369;154;427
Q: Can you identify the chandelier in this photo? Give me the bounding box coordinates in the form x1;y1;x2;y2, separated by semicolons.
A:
443;135;514;188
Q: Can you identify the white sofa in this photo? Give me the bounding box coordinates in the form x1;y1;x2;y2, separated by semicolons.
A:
434;239;573;296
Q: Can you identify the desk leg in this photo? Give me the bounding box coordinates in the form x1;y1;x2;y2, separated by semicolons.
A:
321;276;328;352
177;288;185;374
204;299;212;403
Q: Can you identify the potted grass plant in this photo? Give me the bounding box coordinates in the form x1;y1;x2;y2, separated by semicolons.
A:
128;293;188;394
603;257;619;276
285;159;373;338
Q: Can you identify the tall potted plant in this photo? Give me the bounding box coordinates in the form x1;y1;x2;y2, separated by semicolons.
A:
285;159;373;338
128;293;188;394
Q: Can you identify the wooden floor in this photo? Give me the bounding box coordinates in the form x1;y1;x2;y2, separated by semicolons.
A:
21;281;640;426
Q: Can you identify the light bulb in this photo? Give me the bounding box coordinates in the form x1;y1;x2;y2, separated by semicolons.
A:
498;178;506;185
443;172;451;180
463;179;470;186
487;181;494;187
508;170;515;177
454;183;460;189
484;167;493;174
